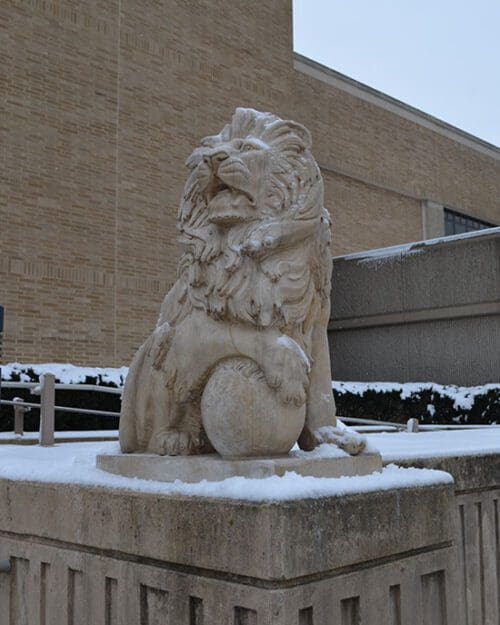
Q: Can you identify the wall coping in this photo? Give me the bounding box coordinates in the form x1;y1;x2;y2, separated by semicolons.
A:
333;225;500;263
294;53;500;162
0;479;453;582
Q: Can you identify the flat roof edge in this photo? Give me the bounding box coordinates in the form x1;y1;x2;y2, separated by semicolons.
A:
334;226;500;263
293;53;500;161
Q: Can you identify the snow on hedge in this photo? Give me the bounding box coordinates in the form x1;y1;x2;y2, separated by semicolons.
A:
2;364;498;424
2;363;498;408
332;381;500;412
1;363;128;387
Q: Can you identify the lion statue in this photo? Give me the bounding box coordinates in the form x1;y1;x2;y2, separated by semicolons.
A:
119;107;365;457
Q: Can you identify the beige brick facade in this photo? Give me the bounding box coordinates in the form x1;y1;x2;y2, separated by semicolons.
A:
1;0;499;365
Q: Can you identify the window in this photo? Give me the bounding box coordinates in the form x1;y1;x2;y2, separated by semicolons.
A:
444;208;496;236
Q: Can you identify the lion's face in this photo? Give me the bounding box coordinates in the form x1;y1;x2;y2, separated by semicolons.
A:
182;108;321;231
195;136;270;226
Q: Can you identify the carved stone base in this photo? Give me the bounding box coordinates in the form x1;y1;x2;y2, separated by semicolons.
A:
96;450;382;483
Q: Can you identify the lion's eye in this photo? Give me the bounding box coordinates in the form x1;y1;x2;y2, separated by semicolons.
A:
242;143;255;151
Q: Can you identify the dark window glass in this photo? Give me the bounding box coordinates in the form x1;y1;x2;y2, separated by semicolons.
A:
444;208;495;236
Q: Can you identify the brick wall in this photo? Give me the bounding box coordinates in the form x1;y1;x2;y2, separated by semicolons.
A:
1;0;499;365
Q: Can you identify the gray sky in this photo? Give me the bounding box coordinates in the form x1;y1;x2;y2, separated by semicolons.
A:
293;0;500;147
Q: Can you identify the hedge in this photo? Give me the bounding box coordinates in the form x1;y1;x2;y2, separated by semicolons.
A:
333;382;500;426
1;365;498;431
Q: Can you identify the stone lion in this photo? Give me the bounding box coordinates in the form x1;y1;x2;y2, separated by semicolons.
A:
119;107;365;457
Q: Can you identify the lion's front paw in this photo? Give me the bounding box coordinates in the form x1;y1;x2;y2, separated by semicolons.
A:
149;430;212;456
241;234;278;259
263;336;310;407
315;425;366;456
277;377;307;407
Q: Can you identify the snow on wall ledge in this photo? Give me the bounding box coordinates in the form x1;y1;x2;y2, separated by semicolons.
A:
0;441;453;502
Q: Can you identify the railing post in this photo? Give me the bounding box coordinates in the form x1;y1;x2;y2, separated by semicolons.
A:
406;417;420;433
39;373;55;446
13;397;26;435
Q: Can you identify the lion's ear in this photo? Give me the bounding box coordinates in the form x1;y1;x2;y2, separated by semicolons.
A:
185;147;205;170
282;121;312;150
262;119;312;152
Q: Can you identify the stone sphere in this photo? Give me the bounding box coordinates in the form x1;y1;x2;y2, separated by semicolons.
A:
201;357;306;458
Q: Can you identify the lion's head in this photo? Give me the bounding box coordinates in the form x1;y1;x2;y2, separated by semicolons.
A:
181;108;321;226
171;108;332;347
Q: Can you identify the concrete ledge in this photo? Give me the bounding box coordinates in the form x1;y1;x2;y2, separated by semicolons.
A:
389;453;500;493
0;478;454;582
96;451;382;483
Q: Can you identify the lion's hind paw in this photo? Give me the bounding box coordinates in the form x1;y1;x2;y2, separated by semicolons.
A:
149;430;211;456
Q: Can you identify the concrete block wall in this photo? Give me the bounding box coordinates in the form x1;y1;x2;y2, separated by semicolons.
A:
395;454;500;625
0;480;461;625
0;538;460;624
329;228;500;385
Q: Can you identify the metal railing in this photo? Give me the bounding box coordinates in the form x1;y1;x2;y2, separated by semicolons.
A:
339;415;500;432
0;375;120;444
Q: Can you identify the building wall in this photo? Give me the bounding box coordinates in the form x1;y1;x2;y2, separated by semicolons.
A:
1;0;499;365
329;228;500;385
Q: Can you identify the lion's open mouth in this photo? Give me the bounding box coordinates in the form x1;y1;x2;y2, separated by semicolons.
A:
204;174;254;206
204;177;257;226
205;175;230;203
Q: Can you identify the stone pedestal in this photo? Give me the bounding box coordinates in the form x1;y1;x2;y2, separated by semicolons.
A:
0;477;463;625
96;450;382;483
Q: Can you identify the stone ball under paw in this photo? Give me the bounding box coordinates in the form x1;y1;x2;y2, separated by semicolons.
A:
201;357;306;458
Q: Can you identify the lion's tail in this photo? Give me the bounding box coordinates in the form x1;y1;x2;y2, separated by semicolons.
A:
119;337;151;453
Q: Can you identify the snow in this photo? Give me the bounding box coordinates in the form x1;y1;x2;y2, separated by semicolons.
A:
1;363;127;387
290;442;349;459
0;441;452;502
370;428;500;462
332;380;500;412
336;226;500;264
276;335;310;370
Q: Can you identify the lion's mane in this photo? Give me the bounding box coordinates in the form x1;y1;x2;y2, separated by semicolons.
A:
159;108;332;356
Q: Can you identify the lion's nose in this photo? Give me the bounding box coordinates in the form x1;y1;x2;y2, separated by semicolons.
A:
203;151;229;170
